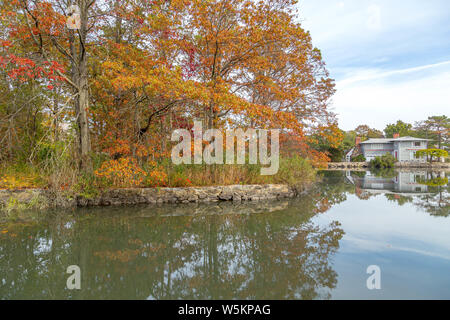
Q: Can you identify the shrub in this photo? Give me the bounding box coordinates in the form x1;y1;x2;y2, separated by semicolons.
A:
144;168;169;187
351;154;366;162
274;156;316;193
370;153;396;169
94;157;147;188
73;173;101;199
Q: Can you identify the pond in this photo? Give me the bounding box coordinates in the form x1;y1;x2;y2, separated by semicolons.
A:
0;170;449;300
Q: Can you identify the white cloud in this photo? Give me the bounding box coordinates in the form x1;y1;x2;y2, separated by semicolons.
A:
298;0;450;130
338;60;450;87
333;63;450;130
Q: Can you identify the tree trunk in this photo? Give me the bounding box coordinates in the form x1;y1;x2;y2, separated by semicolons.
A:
70;1;92;173
76;66;92;172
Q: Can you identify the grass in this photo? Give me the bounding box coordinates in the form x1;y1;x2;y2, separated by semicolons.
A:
0;164;45;190
1;156;317;194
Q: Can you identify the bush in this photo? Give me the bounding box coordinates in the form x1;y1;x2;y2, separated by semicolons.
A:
73;173;100;199
144;168;169;187
274;156;316;194
351;154;366;162
370;153;396;169
94;157;147;188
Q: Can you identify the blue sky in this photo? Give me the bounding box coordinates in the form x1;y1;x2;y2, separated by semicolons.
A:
298;0;450;131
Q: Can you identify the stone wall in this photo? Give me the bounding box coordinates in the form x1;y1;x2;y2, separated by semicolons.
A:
0;184;296;210
327;162;450;170
394;162;450;170
76;184;296;207
327;162;369;169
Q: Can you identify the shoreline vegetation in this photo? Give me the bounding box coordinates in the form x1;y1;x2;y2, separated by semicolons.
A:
0;156;318;213
0;155;317;190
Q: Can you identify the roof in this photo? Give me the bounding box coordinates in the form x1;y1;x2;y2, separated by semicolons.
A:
360;136;432;144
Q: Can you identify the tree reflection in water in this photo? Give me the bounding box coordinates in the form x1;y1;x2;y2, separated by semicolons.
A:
0;188;345;300
1;170;447;299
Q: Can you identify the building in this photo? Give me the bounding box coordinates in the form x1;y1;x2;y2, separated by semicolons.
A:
346;134;431;162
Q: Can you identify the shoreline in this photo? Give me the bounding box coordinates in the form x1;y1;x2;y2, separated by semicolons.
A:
2;163;448;211
327;162;450;171
0;184;299;212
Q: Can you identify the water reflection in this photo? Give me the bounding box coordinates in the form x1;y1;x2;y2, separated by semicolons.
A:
0;198;345;300
346;170;447;194
342;170;449;217
0;170;448;300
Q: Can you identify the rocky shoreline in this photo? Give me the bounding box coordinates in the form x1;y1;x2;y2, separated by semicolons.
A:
327;162;450;170
0;184;297;211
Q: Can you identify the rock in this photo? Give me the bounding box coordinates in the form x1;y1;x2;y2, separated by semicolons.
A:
1;184;300;210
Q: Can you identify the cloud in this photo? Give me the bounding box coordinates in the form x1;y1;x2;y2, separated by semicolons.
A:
298;0;450;130
338;60;450;87
333;62;450;130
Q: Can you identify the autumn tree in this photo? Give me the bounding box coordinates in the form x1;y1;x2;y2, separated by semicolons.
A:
177;0;338;162
1;0;339;181
354;125;383;140
0;0;101;171
90;0;339;164
89;0;206;161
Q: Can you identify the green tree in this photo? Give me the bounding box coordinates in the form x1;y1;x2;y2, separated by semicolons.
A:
416;149;448;163
384;120;413;138
426;116;449;149
343;131;356;149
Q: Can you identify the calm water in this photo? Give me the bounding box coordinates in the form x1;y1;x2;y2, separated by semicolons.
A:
0;170;449;300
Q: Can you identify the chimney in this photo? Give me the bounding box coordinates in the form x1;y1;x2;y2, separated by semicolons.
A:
393;133;400;139
355;137;361;146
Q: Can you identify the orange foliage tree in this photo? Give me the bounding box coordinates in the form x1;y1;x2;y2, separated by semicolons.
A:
1;0;340;177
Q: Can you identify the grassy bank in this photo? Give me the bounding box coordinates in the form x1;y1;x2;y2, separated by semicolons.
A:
1;156;317;196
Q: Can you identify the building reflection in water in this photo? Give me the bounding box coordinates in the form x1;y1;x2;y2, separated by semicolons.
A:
345;171;447;195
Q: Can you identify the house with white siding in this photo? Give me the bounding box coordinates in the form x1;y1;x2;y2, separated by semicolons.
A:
346;134;432;162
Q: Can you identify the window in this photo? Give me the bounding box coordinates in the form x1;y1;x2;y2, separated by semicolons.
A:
414;142;421;147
